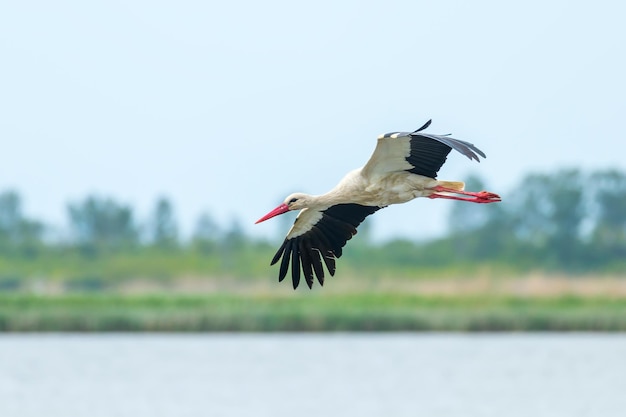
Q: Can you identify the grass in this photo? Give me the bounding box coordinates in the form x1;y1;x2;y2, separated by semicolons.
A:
2;292;626;332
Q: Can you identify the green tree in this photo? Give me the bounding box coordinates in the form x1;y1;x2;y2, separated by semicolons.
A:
590;169;626;261
219;218;247;270
509;172;552;246
448;174;492;234
446;175;511;262
223;219;246;251
0;190;44;254
192;211;220;253
67;195;138;253
506;169;585;268
547;169;585;266
148;196;179;249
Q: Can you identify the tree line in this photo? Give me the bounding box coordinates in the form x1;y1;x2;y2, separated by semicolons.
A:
1;167;625;273
439;168;626;271
0;192;234;256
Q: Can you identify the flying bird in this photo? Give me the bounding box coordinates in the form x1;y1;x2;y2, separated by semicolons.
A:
255;120;501;289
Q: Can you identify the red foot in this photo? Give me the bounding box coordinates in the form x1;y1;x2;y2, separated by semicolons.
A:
428;187;501;204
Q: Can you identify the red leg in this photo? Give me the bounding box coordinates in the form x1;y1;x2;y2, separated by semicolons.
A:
428;187;501;203
431;185;501;200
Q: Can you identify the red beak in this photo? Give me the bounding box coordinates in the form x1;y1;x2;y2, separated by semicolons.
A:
255;203;290;224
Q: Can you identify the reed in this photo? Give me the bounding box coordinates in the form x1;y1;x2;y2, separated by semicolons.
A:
2;293;625;332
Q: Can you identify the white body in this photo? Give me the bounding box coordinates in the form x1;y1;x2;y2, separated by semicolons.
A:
283;130;465;238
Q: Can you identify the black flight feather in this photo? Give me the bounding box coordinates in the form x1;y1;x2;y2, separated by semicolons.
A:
271;203;381;289
412;119;432;133
291;243;300;289
406;132;486;178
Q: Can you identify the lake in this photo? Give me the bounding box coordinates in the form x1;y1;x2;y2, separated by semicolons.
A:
1;333;625;417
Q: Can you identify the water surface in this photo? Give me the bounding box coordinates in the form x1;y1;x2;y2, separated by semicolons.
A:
1;334;625;417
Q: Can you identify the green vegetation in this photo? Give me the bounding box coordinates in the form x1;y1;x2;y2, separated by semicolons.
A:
2;293;626;332
2;168;626;282
0;167;625;331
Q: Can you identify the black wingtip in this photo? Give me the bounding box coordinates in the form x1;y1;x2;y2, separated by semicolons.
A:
413;119;432;133
291;244;300;289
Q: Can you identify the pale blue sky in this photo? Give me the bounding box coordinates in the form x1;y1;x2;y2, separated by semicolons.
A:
1;1;625;240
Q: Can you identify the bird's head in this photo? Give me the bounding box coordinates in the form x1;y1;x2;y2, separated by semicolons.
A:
255;193;311;224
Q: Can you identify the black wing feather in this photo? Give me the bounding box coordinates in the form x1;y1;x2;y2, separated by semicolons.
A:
271;240;286;265
313;228;336;276
277;240;291;282
270;203;380;289
377;120;486;179
291;243;300;289
412;119;432;132
407;131;487;178
406;135;454;178
299;239;315;289
306;236;325;286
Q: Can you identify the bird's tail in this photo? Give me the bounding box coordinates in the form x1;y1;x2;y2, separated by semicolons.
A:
436;180;465;191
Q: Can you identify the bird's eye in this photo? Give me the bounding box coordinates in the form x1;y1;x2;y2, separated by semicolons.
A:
288;198;298;204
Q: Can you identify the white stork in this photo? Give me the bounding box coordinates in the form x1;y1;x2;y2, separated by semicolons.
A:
255;120;501;289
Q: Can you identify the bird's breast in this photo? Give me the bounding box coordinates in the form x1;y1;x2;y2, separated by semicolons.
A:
362;172;437;206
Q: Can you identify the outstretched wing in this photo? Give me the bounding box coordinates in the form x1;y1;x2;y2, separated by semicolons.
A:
362;119;486;179
270;203;381;289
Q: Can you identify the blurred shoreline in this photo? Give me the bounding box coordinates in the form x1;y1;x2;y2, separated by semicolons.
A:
2;273;626;332
9;272;626;297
